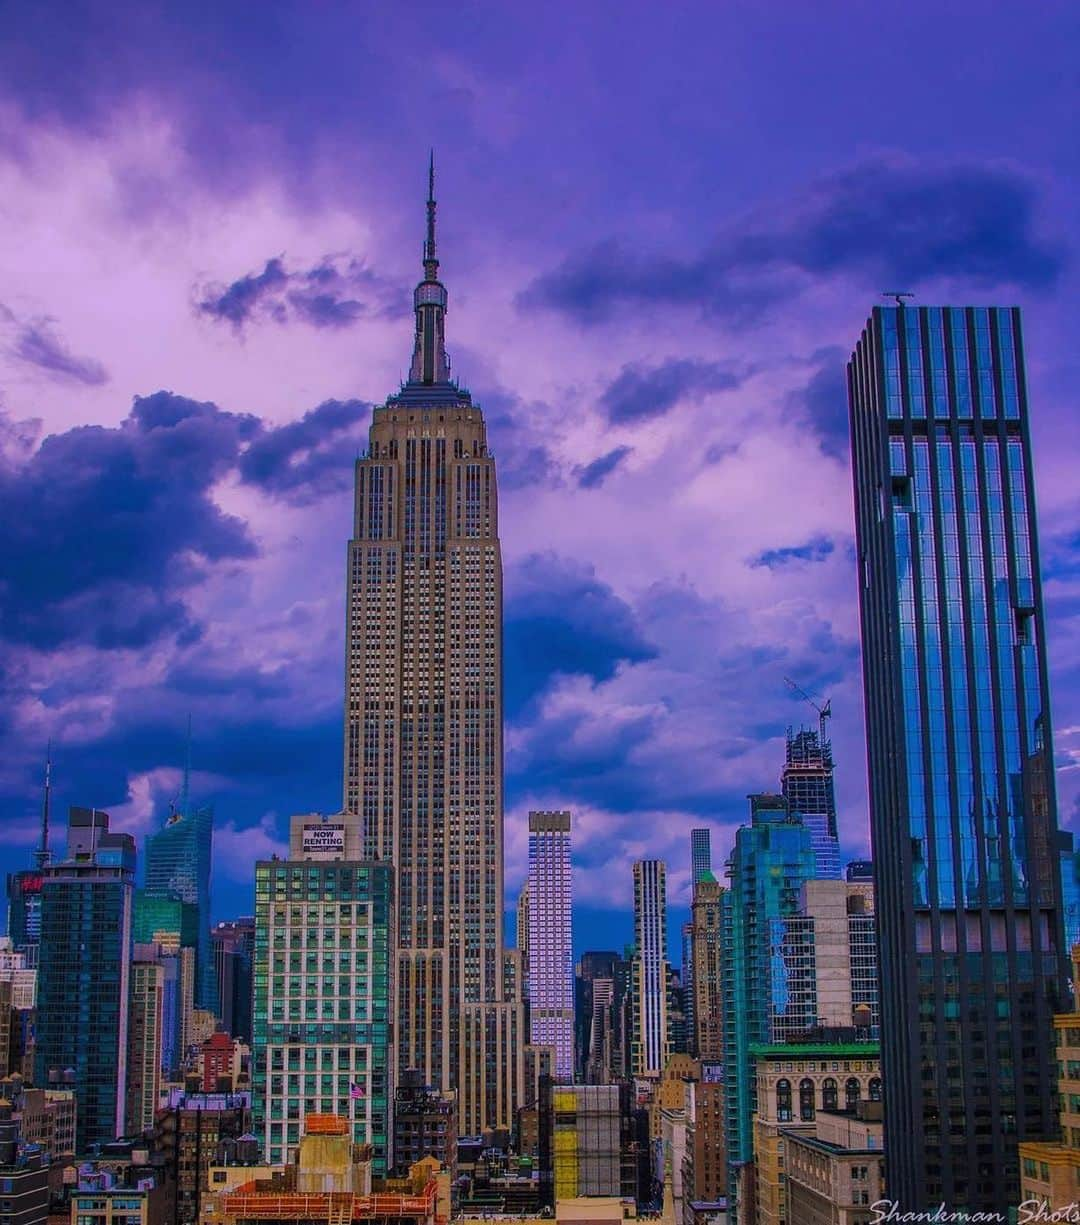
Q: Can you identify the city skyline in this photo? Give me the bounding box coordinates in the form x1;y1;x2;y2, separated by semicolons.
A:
1;5;1079;960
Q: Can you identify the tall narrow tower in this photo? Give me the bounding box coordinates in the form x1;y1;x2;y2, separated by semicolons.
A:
343;157;524;1133
526;811;574;1081
849;304;1067;1209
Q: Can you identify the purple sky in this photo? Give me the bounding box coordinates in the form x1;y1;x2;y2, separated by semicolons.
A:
1;2;1078;958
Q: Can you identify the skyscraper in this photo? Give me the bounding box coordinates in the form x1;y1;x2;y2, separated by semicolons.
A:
848;303;1067;1208
36;807;135;1148
690;829;712;883
781;727;841;879
721;793;817;1214
689;871;723;1060
342;158;524;1132
526;811;574;1080
144;799;215;1012
631;859;669;1078
252;812;392;1169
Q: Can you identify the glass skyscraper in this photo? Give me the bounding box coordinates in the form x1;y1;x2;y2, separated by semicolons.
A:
849;304;1067;1208
631;860;669;1078
690;829;712;883
36;808;136;1149
721;795;817;1214
144;802;215;1012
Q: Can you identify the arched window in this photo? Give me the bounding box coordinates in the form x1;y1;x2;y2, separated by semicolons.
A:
846;1077;861;1110
822;1077;838;1110
869;1077;882;1102
776;1079;792;1122
799;1078;815;1121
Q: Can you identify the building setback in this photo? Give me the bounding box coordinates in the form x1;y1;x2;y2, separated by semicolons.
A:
342;158;524;1134
848;303;1068;1208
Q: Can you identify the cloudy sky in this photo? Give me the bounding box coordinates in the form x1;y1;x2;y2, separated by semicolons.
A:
1;3;1078;957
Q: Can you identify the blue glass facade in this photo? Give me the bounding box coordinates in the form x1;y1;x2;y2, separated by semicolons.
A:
36;808;136;1149
144;804;216;1012
782;728;841;879
849;305;1067;1209
721;795;817;1212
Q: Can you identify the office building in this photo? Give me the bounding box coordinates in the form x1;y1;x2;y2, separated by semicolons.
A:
774;878;879;1042
126;954;164;1134
782;727;841;879
393;1069;456;1177
212;918;256;1044
689;872;723;1061
36;807;135;1149
0;1102;47;1225
632;860;669;1079
752;1041;881;1225
690;830;711;884
526;812;574;1081
153;1088;251;1225
4;752;53;970
342;159;524;1133
144;799;215;1012
849;303;1068;1207
783;1103;885;1225
1018;944;1080;1205
252;812;392;1170
721;794;817;1215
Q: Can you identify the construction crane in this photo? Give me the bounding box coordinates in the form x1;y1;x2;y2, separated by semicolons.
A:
783;676;832;747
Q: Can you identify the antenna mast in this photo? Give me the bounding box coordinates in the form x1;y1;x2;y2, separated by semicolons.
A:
34;741;52;869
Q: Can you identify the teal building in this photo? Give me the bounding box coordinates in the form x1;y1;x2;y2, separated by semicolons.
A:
36;808;136;1148
144;802;215;1012
252;812;393;1171
721;794;817;1215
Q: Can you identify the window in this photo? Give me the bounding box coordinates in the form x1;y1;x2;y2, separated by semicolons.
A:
846;1078;861;1110
776;1079;792;1122
800;1078;816;1122
823;1078;838;1110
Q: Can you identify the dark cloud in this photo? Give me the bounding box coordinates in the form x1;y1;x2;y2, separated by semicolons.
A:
521;158;1065;324
477;388;561;492
0;392;258;650
576;445;632;489
1;305;109;386
600;358;742;424
792;348;850;459
504;552;657;719
750;536;836;569
238;398;370;505
197;255;409;331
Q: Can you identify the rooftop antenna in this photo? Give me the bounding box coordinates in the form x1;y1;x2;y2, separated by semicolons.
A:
34;741;52;870
882;291;914;307
178;714;192;822
783;676;832;749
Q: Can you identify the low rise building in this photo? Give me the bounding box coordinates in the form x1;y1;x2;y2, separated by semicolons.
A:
782;1104;884;1225
751;1041;880;1225
392;1070;455;1178
154;1089;251;1225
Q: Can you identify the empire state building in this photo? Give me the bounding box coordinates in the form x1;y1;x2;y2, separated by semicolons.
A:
344;159;525;1133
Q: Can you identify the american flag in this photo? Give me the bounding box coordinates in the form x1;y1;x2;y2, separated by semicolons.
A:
349;1082;366;1100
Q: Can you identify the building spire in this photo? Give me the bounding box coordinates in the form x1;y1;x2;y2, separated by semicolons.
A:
180;713;192;821
408;150;451;386
34;741;52;869
424;148;438;280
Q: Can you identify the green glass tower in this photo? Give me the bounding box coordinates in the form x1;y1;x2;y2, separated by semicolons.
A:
252;812;392;1170
144;802;215;1012
721;794;817;1215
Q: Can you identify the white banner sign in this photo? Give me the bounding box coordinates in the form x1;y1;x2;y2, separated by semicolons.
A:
302;824;345;854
